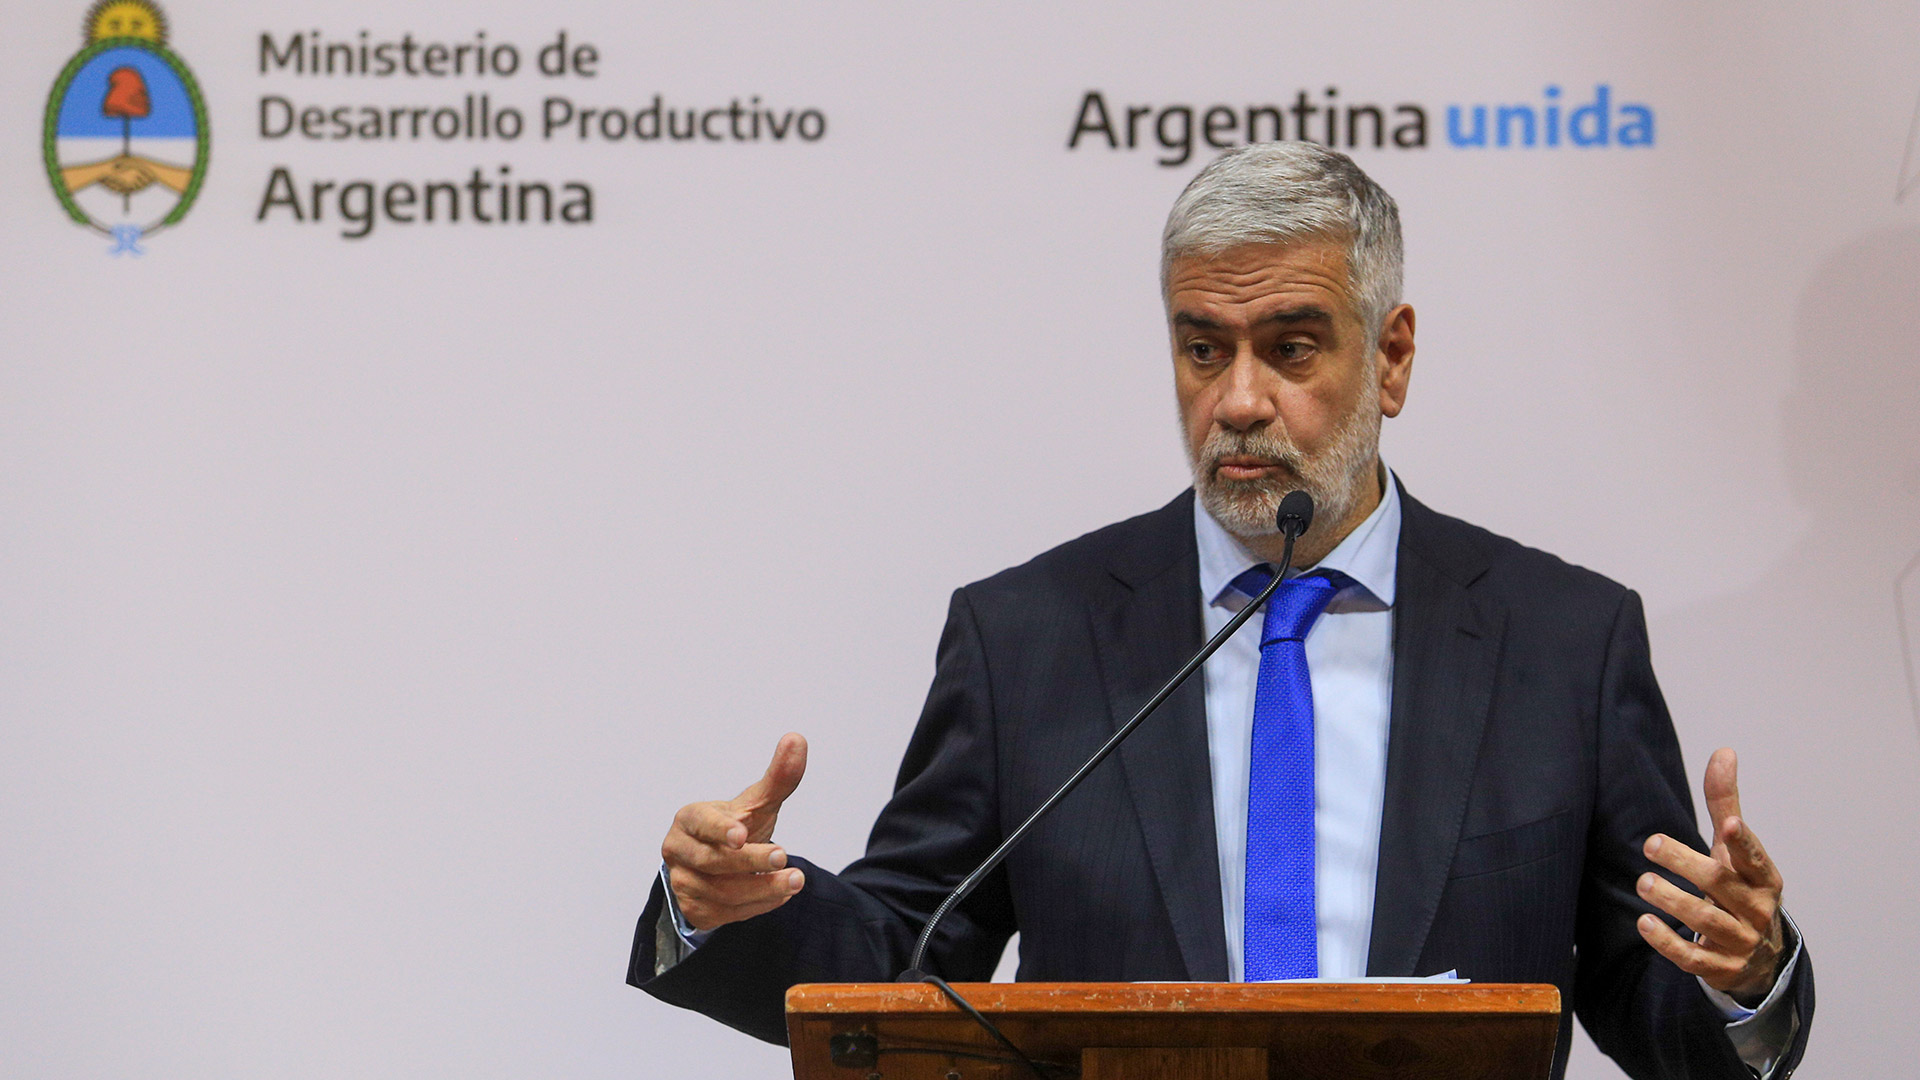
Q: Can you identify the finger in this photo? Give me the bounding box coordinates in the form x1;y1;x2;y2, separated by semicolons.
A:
1643;833;1737;896
1644;833;1771;927
673;801;749;849
1702;748;1743;846
674;865;807;908
663;831;789;875
679;891;798;933
735;732;809;812
1636;872;1755;950
671;866;806;930
1719;816;1784;891
1636;913;1744;981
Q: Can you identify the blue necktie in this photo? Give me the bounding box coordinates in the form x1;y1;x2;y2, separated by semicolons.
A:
1231;566;1342;981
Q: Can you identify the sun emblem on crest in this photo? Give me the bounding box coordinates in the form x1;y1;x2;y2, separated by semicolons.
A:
44;0;209;254
86;0;169;43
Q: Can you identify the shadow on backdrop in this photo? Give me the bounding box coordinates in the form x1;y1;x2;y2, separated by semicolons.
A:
1642;226;1920;1078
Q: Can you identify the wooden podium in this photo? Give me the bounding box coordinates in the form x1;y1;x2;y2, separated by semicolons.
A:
787;982;1560;1080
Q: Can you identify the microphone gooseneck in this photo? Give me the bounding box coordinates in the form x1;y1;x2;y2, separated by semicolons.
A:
899;491;1316;980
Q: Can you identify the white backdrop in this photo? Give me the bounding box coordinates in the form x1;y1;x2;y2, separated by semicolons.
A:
5;2;1917;1077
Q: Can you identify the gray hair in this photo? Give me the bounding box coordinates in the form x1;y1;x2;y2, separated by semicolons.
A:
1161;143;1404;337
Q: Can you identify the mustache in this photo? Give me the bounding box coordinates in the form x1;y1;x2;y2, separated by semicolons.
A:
1198;430;1308;475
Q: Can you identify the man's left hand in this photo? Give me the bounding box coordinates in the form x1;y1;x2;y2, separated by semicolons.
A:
1635;747;1786;1003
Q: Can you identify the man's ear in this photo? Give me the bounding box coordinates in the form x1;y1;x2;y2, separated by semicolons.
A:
1376;304;1415;418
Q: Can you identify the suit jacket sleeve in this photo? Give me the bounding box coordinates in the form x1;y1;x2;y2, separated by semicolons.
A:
625;588;1018;1045
1572;590;1815;1079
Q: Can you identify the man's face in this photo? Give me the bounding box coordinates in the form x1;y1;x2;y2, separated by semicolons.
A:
1167;240;1412;549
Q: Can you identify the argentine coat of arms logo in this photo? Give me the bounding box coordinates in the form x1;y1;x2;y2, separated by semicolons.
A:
44;0;209;254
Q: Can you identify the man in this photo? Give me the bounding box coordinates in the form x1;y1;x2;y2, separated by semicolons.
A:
628;143;1814;1079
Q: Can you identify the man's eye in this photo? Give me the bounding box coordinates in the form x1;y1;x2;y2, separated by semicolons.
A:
1277;341;1315;361
1185;341;1221;363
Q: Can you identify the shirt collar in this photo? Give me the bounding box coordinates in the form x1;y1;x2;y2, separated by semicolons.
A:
1194;468;1402;613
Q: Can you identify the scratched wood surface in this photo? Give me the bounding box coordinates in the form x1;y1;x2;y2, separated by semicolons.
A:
1081;1045;1268;1080
786;982;1561;1080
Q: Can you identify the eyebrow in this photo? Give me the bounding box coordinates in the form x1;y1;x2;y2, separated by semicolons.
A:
1171;306;1335;331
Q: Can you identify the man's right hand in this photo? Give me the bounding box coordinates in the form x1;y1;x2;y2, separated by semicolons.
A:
661;733;809;932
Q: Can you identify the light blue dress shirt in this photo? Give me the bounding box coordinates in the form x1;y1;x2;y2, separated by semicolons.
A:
1196;470;1401;984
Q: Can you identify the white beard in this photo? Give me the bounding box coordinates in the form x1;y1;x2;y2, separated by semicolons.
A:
1187;388;1382;543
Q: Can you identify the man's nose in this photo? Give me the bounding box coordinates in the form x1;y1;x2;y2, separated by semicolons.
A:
1214;350;1278;431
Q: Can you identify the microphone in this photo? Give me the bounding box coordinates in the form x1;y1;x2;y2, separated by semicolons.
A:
899;490;1316;980
1276;489;1313;539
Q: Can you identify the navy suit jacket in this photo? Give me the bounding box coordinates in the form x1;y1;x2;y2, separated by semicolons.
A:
628;489;1813;1080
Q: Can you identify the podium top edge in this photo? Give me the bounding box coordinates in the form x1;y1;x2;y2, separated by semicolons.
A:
785;981;1562;1017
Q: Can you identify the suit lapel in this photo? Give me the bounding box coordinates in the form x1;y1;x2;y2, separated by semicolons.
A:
1366;495;1507;976
1092;493;1231;981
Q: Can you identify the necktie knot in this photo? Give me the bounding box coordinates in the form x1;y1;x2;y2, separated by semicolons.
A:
1227;566;1349;647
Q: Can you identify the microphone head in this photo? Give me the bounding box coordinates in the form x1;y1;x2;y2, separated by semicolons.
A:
1275;490;1315;538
